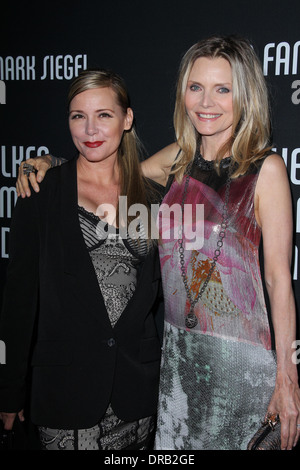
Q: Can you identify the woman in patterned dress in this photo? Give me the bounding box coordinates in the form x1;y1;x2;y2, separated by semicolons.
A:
146;35;300;450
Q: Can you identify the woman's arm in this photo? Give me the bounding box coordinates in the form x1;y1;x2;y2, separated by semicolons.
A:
16;142;180;197
255;153;300;450
141;142;180;187
16;155;67;198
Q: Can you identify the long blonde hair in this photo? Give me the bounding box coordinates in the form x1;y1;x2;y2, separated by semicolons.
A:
68;69;153;236
174;35;272;180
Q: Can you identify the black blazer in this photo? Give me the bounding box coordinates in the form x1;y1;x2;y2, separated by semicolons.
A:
0;158;163;429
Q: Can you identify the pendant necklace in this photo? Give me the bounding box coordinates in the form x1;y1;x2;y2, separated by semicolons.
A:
178;157;232;329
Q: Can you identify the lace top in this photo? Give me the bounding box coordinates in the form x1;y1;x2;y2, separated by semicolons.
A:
78;205;147;327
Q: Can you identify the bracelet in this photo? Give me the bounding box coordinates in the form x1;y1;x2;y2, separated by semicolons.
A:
49;155;67;168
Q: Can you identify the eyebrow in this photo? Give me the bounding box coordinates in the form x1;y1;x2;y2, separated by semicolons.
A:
69;108;115;114
187;80;232;86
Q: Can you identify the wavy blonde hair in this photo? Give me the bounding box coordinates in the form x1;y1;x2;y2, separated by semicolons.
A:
174;35;272;180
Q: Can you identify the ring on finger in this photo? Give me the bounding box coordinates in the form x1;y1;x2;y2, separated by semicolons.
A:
23;163;36;176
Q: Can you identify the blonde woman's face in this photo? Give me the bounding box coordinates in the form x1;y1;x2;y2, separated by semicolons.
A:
69;87;133;163
185;57;233;147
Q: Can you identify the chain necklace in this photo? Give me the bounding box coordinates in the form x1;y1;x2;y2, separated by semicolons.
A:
178;159;232;329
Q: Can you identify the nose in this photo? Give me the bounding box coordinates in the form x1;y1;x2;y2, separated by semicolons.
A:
85;117;98;136
199;90;214;108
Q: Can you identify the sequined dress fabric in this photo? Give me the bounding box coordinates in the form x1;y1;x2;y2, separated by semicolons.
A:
154;154;277;450
38;207;154;450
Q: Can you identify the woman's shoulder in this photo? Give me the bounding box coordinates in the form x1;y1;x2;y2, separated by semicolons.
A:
35;157;74;198
255;152;289;198
257;151;286;175
245;150;284;176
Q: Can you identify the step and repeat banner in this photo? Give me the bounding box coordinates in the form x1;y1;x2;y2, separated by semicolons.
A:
0;1;300;329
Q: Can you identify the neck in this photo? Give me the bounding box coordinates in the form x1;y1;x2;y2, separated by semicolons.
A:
200;136;231;161
77;154;120;187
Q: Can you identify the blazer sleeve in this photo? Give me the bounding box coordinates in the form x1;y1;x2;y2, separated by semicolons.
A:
0;194;40;412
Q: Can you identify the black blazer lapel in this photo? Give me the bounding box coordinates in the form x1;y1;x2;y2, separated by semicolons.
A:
113;247;161;331
59;158;112;329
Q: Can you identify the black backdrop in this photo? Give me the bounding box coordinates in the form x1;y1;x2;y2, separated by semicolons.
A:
1;0;300;336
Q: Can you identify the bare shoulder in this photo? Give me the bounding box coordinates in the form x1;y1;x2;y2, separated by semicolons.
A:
260;153;286;175
255;153;292;227
141;142;180;186
256;153;288;192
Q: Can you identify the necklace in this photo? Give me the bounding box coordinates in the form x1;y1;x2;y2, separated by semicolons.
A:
178;159;232;329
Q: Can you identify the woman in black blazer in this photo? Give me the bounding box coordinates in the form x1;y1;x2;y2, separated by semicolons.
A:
0;69;164;450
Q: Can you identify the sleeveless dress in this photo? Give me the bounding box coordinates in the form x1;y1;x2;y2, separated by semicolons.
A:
154;153;277;450
38;207;155;450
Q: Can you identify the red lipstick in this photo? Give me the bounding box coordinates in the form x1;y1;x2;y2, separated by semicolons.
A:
84;141;104;148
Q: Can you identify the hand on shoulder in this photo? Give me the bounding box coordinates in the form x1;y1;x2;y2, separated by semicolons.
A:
16;155;52;198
